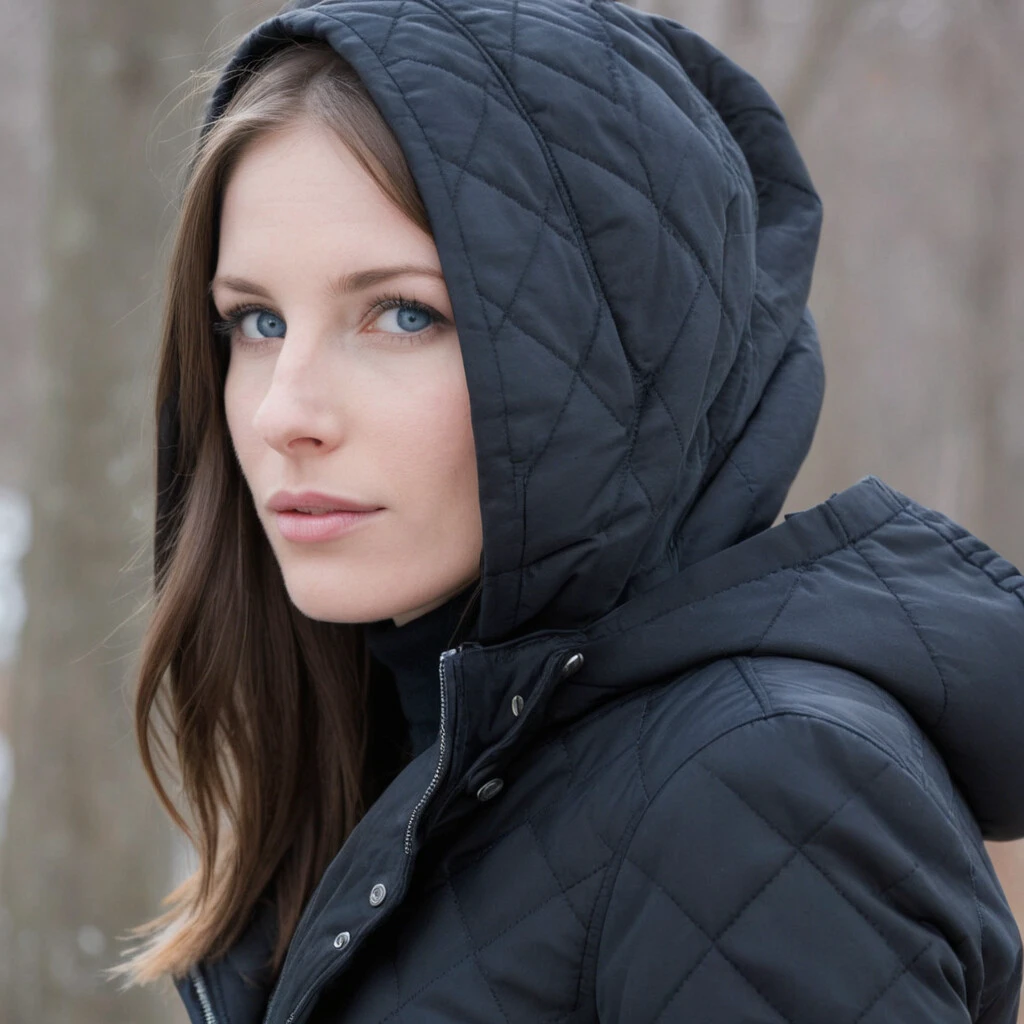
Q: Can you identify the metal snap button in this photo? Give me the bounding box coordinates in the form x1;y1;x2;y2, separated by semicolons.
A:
560;652;584;678
476;778;504;801
511;694;524;717
369;882;387;907
333;931;350;950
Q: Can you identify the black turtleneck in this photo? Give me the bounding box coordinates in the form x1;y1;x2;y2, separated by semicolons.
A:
363;582;480;759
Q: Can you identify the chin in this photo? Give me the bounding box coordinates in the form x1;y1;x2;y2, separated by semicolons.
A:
276;561;404;624
282;578;381;624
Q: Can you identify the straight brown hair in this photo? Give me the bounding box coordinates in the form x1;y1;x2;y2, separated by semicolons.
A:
115;38;480;986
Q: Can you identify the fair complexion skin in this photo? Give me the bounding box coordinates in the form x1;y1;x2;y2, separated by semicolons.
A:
212;118;482;626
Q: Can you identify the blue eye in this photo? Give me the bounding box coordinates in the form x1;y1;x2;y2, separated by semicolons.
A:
240;310;286;339
212;305;286;345
395;306;432;332
370;298;443;338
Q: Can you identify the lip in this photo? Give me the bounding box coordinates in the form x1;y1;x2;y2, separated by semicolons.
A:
267;491;384;544
267;490;383;514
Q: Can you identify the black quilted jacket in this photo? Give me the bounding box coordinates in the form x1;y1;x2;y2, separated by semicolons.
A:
169;1;1024;1021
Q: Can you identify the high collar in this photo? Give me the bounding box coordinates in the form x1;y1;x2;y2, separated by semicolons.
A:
363;584;481;758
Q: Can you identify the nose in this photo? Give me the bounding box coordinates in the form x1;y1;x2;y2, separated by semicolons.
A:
251;335;342;455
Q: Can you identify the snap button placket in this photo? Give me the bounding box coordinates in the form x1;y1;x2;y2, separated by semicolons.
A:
476;778;504;801
333;931;350;950
369;882;387;907
511;694;524;717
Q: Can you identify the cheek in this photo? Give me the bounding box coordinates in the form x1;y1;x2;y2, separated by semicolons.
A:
223;359;261;476
383;357;478;505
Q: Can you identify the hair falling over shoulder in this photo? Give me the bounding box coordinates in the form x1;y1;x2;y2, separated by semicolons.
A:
112;39;446;987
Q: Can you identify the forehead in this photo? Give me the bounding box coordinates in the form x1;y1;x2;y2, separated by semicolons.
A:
220;122;384;226
216;121;437;274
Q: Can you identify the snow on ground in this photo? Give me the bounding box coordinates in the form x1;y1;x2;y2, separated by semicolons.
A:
0;486;30;846
0;487;29;667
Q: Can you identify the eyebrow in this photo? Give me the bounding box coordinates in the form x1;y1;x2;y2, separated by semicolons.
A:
209;263;446;299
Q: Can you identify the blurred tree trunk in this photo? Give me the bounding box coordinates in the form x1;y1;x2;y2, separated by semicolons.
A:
0;0;239;1020
779;0;871;134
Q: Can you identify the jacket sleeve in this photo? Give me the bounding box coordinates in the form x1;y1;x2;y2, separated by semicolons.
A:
594;712;1020;1023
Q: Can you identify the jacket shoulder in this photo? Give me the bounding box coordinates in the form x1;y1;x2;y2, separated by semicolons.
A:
594;675;1022;1023
636;655;943;801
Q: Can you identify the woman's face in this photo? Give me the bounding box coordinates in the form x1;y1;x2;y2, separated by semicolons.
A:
214;119;482;626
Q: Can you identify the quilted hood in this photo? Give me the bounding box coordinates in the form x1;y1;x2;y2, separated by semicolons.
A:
160;0;825;640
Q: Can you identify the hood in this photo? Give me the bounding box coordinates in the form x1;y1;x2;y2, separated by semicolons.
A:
159;0;825;640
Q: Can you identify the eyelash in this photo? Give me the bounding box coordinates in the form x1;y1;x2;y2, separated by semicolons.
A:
211;304;266;350
210;293;447;350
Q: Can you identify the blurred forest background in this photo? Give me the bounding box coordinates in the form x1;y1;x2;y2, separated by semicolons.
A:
0;0;1020;1020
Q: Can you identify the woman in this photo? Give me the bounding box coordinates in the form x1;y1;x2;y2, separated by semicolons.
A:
120;0;1024;1021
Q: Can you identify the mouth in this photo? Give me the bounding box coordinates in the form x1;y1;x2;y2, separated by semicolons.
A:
266;491;384;543
267;490;382;513
273;506;383;543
